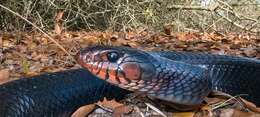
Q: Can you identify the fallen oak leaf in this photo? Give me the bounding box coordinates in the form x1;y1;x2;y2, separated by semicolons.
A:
239;98;260;113
97;97;124;110
97;97;134;116
0;69;10;84
71;104;96;117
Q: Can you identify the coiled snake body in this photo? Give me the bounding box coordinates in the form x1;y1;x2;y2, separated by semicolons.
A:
0;69;130;117
0;45;259;116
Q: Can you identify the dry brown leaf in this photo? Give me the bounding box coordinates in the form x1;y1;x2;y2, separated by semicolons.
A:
217;109;260;117
164;25;172;35
113;105;133;117
3;38;14;49
54;10;64;35
172;112;195;117
125;32;136;40
110;34;118;42
204;97;224;106
240;98;260;113
173;32;194;41
176;32;187;41
0;36;2;62
1;31;260;117
208;32;223;41
24;71;39;77
82;35;99;44
111;38;128;46
140;30;148;37
0;35;2;48
174;41;188;48
0;69;10;84
243;48;257;57
97;98;124;110
40;37;49;45
71;104;96;117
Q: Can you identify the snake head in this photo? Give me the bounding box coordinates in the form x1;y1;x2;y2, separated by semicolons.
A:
77;45;156;91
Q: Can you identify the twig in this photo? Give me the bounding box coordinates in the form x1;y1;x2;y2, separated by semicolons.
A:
0;4;75;61
96;104;113;113
215;10;259;33
135;106;145;117
145;103;167;117
215;0;233;10
167;5;213;11
216;1;258;22
210;94;248;111
215;0;259;33
167;3;260;33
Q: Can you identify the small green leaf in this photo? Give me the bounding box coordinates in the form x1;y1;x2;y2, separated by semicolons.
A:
21;59;29;74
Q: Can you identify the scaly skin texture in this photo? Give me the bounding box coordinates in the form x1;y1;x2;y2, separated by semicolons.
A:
77;45;260;107
151;51;260;106
144;56;212;105
0;68;130;117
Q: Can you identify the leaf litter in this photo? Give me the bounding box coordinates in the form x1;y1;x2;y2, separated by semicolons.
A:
0;30;260;117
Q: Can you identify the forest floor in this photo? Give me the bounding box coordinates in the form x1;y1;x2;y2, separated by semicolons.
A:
0;30;260;117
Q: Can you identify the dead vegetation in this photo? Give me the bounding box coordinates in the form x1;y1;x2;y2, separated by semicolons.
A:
0;30;260;116
0;0;260;117
0;0;260;33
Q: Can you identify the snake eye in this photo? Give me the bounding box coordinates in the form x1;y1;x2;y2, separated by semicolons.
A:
107;51;119;62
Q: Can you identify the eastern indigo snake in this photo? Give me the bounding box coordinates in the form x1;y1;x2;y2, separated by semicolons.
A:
0;45;259;116
77;46;260;106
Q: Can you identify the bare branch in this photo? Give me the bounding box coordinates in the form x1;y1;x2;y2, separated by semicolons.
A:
166;2;260;33
167;5;213;11
0;4;74;61
215;10;259;33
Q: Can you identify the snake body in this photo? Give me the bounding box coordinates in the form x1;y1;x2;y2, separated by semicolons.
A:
152;51;260;105
1;46;260;116
0;69;129;117
78;46;260;106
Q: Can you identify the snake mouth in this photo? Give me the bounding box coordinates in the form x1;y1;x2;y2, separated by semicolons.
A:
77;46;158;91
79;56;150;90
